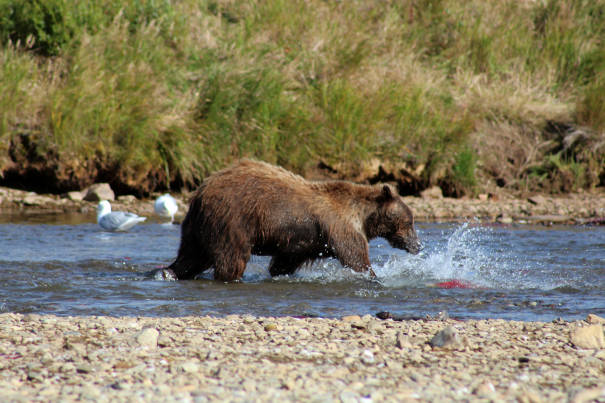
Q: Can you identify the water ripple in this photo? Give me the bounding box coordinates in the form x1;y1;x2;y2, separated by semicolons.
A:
0;221;603;321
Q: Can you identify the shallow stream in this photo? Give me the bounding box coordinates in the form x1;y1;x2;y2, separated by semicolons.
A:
1;214;603;321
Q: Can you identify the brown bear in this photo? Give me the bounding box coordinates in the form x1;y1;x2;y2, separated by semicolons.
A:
158;159;421;282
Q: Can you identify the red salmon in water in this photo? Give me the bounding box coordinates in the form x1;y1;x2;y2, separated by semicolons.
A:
432;279;475;289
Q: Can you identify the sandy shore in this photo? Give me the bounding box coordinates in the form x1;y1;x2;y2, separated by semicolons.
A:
1;313;604;402
1;185;604;224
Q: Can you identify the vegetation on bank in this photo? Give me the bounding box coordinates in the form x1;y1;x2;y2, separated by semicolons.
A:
0;0;603;196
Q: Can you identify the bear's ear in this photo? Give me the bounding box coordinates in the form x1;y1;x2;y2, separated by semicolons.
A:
381;184;394;200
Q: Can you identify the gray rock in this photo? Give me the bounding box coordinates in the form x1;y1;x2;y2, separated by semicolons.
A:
180;361;200;373
586;314;605;325
570;386;605;403
83;183;115;202
528;195;547;205
340;390;359;403
420;186;443;199
22;193;52;206
136;327;159;349
117;195;136;203
516;390;544;403
395;333;412;349
570;324;604;349
360;349;375;364
66;191;85;201
76;364;93;374
473;380;496;396
496;214;513;224
527;214;571;224
264;322;278;332
429;326;460;349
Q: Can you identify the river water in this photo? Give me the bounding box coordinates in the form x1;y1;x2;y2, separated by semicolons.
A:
0;214;603;322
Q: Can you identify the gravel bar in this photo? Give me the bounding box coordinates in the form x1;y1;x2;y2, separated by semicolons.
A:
1;313;604;402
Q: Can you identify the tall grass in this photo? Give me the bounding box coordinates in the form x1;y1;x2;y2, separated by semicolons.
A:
0;0;603;194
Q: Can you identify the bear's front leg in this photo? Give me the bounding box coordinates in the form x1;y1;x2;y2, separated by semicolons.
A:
330;231;376;277
269;254;308;277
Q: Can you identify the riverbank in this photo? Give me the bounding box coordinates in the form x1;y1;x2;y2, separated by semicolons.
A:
3;1;604;198
1;185;603;225
1;313;604;402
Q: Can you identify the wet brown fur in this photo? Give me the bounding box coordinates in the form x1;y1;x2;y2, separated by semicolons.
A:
165;159;420;281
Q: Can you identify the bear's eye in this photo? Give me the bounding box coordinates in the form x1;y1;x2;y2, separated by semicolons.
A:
388;202;411;222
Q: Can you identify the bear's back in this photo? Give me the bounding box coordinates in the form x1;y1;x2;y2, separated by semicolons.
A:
204;159;311;195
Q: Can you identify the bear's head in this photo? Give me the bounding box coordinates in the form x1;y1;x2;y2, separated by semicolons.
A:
368;185;421;254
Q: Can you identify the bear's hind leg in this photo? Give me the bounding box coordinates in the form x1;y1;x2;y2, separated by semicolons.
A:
213;249;251;282
269;254;308;277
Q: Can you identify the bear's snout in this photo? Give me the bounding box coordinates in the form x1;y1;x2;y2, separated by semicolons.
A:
388;229;422;254
405;237;422;254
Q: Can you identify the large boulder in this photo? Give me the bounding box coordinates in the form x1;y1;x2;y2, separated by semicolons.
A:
83;183;115;202
420;186;443;199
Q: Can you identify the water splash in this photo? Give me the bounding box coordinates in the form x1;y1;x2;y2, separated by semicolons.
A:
152;223;597;292
373;223;569;290
247;223;502;286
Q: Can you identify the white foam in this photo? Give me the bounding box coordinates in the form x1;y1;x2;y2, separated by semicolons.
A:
371;223;565;290
225;223;568;290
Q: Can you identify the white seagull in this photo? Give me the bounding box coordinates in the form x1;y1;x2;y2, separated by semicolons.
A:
97;200;146;232
154;193;178;223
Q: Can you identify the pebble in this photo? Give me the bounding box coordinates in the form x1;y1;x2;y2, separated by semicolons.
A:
570;324;605;349
527;195;546;205
180;361;200;373
264;322;278;332
473;380;496;396
496;214;513;224
117;195;137;203
428;326;461;349
570;386;605;403
136;327;159;349
360;349;375;365
586;314;605;325
395;333;413;349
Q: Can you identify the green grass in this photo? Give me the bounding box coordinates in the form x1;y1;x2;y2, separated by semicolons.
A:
0;0;603;194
